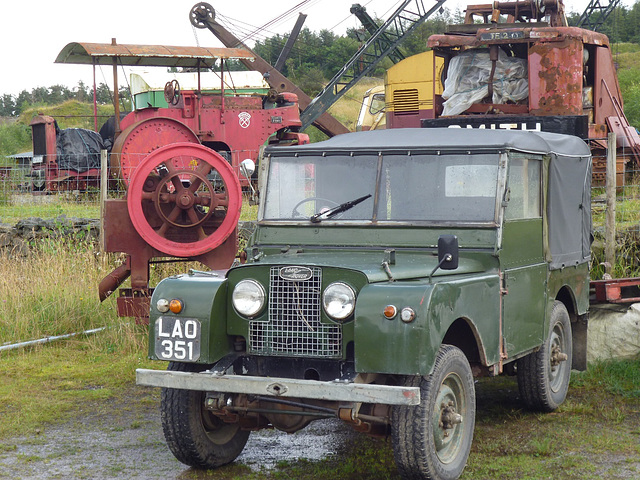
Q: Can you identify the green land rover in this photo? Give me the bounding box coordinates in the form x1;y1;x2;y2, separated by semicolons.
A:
137;128;592;480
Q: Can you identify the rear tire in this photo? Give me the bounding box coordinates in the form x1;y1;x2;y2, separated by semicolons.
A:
391;345;476;480
161;362;250;469
517;300;572;412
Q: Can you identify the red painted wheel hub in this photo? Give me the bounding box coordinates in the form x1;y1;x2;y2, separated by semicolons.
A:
127;142;242;257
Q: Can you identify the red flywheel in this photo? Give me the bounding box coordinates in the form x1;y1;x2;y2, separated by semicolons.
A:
127;142;242;257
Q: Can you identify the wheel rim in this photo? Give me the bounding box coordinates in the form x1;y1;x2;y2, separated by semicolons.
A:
548;322;568;393
432;372;466;464
200;401;242;445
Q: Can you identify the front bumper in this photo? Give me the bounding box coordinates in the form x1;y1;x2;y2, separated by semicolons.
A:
136;368;420;406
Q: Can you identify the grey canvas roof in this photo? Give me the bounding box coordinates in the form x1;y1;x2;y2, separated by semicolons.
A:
267;128;592;158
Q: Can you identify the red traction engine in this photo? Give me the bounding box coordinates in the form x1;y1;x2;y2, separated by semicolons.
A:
73;42;310;319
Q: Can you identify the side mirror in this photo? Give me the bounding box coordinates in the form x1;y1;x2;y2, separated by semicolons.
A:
240;158;256;179
438;234;459;270
240;159;257;204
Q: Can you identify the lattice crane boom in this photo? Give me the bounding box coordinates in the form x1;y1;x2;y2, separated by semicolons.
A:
300;0;447;131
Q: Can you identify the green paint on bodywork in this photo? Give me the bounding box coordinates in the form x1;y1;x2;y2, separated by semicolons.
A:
355;272;501;376
149;274;233;364
254;225;499;250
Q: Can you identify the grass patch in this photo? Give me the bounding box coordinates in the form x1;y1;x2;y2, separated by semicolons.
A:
0;198;101;225
571;358;640;399
0;337;154;438
1;194;258;225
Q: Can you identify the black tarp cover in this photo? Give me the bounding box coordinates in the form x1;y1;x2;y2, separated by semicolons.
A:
56;128;104;173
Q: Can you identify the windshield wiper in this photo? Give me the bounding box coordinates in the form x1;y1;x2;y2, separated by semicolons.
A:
310;194;372;223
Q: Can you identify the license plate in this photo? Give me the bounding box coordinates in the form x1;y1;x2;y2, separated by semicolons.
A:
154;317;201;362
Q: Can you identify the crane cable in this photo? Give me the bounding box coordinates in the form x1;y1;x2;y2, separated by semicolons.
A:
235;0;316;44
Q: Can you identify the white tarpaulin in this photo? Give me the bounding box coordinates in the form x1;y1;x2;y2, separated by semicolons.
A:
588;303;640;362
441;49;529;116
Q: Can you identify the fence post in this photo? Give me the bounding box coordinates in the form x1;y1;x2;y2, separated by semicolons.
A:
605;132;616;277
100;149;108;254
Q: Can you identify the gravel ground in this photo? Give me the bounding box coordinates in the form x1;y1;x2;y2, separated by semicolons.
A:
0;385;357;480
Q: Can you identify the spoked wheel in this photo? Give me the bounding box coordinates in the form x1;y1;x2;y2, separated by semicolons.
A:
190;2;215;29
127;142;242;257
161;362;250;469
517;300;572;412
392;345;476;480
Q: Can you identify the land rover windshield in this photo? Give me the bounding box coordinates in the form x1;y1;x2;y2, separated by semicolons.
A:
260;151;502;224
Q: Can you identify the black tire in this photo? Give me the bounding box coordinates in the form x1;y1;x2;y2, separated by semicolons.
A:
160;362;250;469
517;300;573;412
391;345;476;480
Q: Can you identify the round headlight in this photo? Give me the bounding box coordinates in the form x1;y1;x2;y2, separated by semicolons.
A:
323;282;356;321
232;279;266;318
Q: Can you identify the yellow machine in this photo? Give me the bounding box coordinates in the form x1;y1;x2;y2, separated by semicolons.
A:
356;51;444;131
385;50;444;128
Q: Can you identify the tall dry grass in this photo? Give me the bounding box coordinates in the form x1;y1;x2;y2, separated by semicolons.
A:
0;237;144;353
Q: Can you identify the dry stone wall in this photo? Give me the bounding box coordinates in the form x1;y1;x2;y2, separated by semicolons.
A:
0;216;100;255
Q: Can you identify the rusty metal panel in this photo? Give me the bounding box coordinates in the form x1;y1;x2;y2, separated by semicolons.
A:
55;42;255;67
528;38;583;116
591;278;640;304
594;46;624;126
117;290;152;321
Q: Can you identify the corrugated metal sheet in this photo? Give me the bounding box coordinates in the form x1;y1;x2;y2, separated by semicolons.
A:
55;42;255;68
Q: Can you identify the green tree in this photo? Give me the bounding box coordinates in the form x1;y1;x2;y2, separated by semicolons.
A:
95;83;112;104
14;90;32;116
48;85;72;105
0;94;15;117
74;81;90;103
0;122;32;156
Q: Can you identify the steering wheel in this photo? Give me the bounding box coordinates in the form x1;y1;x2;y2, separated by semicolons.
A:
164;79;181;105
292;197;339;219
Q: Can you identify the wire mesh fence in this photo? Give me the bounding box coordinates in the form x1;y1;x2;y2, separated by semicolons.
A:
1;140;639;277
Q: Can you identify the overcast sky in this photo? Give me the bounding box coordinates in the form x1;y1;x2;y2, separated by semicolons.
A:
1;0;605;97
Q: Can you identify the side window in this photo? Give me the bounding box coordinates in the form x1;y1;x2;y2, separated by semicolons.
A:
505;156;542;220
370;93;385;114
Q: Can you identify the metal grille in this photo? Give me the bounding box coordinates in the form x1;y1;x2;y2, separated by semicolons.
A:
249;267;342;357
393;88;419;115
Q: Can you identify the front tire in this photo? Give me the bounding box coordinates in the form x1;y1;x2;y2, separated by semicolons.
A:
392;345;476;480
517;300;573;412
161;362;250;469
